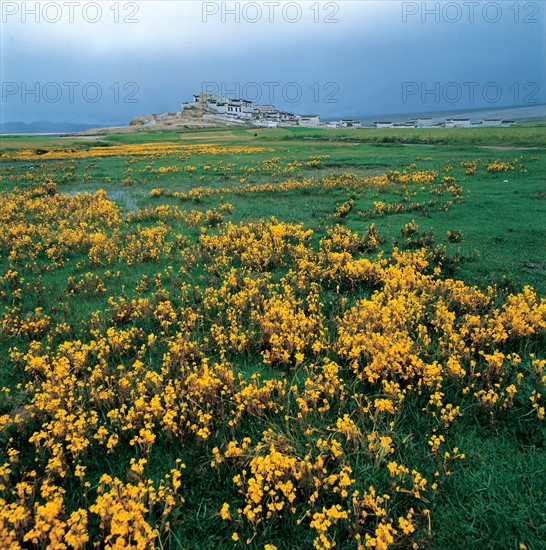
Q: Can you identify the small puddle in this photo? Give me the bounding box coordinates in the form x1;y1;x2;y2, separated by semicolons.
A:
107;191;139;213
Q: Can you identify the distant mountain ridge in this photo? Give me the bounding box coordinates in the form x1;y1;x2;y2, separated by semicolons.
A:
0;121;124;134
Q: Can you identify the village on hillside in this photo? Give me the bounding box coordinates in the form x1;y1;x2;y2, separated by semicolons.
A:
130;91;328;129
183;92;327;128
181;92;519;128
127;91;518;131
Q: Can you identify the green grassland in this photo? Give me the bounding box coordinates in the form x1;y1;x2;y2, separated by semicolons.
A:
0;126;545;549
2;126;545;291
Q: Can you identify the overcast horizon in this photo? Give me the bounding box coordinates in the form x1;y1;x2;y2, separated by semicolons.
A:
1;0;545;125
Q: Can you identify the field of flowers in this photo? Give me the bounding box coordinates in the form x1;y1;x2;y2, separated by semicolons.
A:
0;132;545;549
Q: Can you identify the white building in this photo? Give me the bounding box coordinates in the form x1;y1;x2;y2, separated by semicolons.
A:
482;118;503;127
338;119;361;128
417;117;433;127
214;102;228;114
374;121;393;128
445;118;471;128
298;115;321;127
226;103;242;115
254;104;277;114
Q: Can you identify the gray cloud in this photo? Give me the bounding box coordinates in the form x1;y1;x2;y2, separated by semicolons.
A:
1;1;544;123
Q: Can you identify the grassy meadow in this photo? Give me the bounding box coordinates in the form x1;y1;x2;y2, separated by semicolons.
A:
0;126;545;549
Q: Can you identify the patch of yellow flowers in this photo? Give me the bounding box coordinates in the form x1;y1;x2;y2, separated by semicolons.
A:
0;178;544;549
